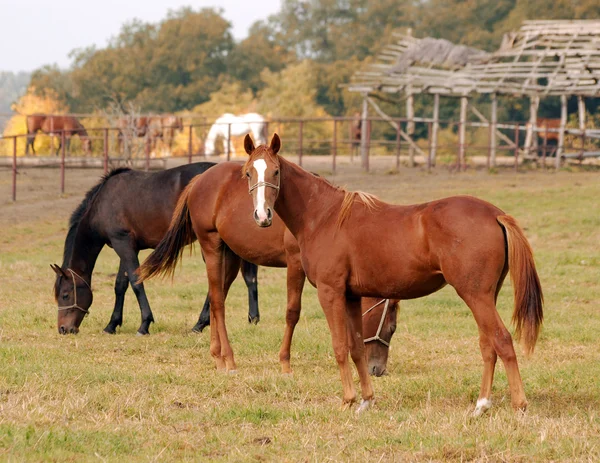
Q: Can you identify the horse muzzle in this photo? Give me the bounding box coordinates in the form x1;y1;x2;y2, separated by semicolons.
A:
59;325;79;335
253;208;273;227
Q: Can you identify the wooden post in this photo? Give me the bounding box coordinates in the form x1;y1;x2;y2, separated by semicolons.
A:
490;93;497;168
103;128;109;174
360;95;369;169
427;121;432;171
145;135;150;171
431;93;439;167
406;89;415;167
556;94;567;169
366;119;371;172
578;95;586;161
188;125;193;163
332;119;337;174
12;137;17;201
60;130;66;194
459;95;468;171
226;123;231;161
542;122;548;169
525;95;539;158
298;120;303;167
514;124;520;172
395;119;401;170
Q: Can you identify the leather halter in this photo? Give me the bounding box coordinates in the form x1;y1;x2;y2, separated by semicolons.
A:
362;299;391;347
57;269;91;316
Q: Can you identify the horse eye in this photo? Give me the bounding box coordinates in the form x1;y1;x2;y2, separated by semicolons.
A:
245;171;250;178
62;293;69;301
274;170;280;176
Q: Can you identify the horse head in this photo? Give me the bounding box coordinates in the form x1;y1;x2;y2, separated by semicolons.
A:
51;264;93;334
243;133;281;227
362;298;399;376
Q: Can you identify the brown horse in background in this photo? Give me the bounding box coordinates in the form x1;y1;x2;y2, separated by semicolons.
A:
117;115;183;154
244;133;543;416
26;114;91;155
137;161;400;376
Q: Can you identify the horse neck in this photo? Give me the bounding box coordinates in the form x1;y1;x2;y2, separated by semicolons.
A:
63;219;104;283
276;157;344;240
75;120;89;139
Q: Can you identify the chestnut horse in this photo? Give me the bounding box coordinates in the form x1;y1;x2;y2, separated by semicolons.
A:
243;133;543;416
137;162;400;376
117;115;183;154
26;114;91;155
52;163;259;336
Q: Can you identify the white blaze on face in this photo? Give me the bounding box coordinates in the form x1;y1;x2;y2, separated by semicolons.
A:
253;159;269;222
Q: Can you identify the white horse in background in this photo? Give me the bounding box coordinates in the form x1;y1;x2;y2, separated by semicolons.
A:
204;112;267;156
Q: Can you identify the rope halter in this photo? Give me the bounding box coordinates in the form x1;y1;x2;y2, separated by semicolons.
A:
57;269;91;316
362;299;391;347
248;180;280;194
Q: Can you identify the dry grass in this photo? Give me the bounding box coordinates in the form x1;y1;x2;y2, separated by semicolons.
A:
0;160;599;462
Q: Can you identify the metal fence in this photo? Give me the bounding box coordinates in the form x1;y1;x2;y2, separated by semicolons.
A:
1;116;599;202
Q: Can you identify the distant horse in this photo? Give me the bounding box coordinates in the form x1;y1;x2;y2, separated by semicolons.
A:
117;115;184;155
137;161;400;376
244;133;543;415
26;114;91;155
204;113;267;156
52;162;259;336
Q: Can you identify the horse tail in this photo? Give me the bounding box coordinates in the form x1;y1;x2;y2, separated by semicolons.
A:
137;178;199;283
497;215;544;356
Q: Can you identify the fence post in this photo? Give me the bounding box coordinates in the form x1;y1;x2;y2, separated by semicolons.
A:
145;135;150;172
542;122;548;169
514;124;519;172
12;137;17;202
227;123;231;161
298;121;303;167
60;130;66;194
332;119;337;174
395;120;401;171
103;128;109;174
427;121;432;172
365;119;371;172
188;125;193;164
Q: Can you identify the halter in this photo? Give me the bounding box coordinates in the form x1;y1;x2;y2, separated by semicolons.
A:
248;181;280;194
362;299;391;347
57;269;91;316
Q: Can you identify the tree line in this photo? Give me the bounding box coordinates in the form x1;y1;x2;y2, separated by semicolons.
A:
21;0;600;121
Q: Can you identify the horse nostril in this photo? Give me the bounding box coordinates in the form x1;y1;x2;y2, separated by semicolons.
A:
253;210;260;222
59;326;67;335
267;208;273;220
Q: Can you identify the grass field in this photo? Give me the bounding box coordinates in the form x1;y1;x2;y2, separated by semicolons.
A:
1;161;599;462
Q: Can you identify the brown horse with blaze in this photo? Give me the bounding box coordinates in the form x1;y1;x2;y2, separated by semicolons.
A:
243;133;543;416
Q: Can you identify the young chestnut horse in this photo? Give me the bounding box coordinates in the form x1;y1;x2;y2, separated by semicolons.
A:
117;115;184;154
204;113;267;156
244;133;543;416
137;162;400;376
26;114;92;155
52;163;259;336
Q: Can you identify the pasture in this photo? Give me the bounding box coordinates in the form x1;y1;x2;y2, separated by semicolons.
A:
1;161;599;461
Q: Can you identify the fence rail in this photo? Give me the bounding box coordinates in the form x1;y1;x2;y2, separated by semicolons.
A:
1;116;598;202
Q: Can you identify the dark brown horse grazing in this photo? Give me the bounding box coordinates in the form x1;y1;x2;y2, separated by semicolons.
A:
26;114;92;155
137;162;400;376
52;162;259;336
243;133;543;415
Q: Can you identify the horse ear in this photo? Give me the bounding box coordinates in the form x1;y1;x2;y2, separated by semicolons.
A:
50;264;67;278
244;134;255;155
270;133;281;155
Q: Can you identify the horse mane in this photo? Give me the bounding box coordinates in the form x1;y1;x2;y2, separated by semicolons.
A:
337;191;380;228
61;167;131;269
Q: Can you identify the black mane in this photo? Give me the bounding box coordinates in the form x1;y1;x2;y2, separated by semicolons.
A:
61;167;131;268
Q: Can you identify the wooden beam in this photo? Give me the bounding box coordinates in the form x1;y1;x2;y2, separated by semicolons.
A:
430;94;440;166
406;87;415;167
360;95;369;170
459;96;468;170
490;93;497;167
524;95;540;158
556;94;568;169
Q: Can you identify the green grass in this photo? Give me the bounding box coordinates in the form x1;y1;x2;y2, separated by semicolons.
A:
1;165;599;461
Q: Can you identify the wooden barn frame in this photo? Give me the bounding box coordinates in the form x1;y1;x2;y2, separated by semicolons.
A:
347;20;600;170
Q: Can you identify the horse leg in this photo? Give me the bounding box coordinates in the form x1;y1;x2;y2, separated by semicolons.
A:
317;284;357;408
279;253;306;374
111;239;155;335
192;293;211;333
26;134;35;155
346;297;375;414
200;234;238;372
65;137;71;156
104;260;129;334
473;329;497;416
241;260;259;324
459;292;527;413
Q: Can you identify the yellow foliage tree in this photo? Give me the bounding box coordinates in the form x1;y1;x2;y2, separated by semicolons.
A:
1;87;68;156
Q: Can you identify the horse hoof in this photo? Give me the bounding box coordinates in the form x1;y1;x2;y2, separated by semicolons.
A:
136;331;150;336
192;324;207;333
248;316;260;325
356;399;373;415
228;369;238;375
103;328;117;335
472;398;492;417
